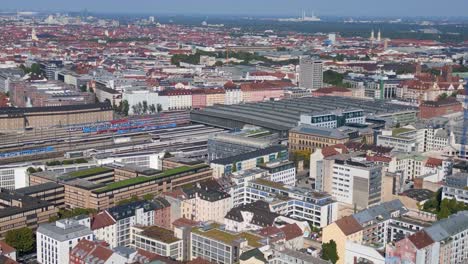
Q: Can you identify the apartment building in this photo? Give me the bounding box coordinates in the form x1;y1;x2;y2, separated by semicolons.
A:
323;200;420;264
37;219;94;264
0;163;33;190
387;211;468;264
91;200;166;247
164;182;232;224
131;225;183;260
224;200;279;232
159;89;192;110
388;153;447;182
377;126;449;153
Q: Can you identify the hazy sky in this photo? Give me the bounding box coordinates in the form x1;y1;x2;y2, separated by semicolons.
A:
2;0;468;17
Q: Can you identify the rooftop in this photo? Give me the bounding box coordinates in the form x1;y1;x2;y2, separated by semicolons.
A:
290;124;349;140
210;145;287;165
38;219;93;242
192;223;263;248
93;164;209;194
137;226;180;244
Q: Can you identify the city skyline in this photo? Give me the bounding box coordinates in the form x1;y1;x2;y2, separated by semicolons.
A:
2;0;468;17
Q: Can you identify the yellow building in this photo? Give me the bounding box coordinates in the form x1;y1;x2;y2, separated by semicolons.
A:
289;125;349;153
205;89;226;107
322;216;363;264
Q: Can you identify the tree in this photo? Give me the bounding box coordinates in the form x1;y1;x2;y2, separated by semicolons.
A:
149;104;156;113
156;103;163;113
321;240;339;264
122;100;129;116
79;85;87;92
117;195;140;206
214;61;223;67
30;63;41;75
142;101;148;114
231;163;237;173
438;204;451;219
323;70;345;86
27;167;37;174
438;93;448;101
143;193;154;201
5;227;35;255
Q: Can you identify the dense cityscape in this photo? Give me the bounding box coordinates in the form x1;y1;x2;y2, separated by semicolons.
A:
0;2;467;264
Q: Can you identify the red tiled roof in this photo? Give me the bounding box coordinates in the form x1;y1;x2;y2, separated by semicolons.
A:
280;224;303;240
334;216;363;236
71;240;113;262
314;87;351;94
425;157;443;168
366;155;392;163
0;241;15;254
91;211;116;230
0;255;19;264
187;257;216;264
258;226;282;237
172;218;200;228
408;231;434;249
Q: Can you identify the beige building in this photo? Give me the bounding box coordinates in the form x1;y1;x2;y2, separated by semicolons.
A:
289;125;349;153
322;216;363;264
165;183;232;224
0;188;58;239
30;164;213;211
0;103;113;131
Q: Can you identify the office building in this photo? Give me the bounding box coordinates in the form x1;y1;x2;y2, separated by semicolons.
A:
258;160;296;186
0;103;113;131
9;80;94;107
191;96;417;138
442;172;468;204
0;188;58;239
37;219;94;264
190;222;264;264
207;130;277;161
289;125;350;153
235;178;337;228
299;109;365;128
0;163;35;190
320;155;383;209
299;56;323;90
131;225;183;260
210;145;288;178
30;164;213;211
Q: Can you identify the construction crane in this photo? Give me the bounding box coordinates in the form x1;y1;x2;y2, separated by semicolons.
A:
460;79;468;158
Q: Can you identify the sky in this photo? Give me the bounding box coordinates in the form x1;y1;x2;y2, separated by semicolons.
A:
2;0;468;17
